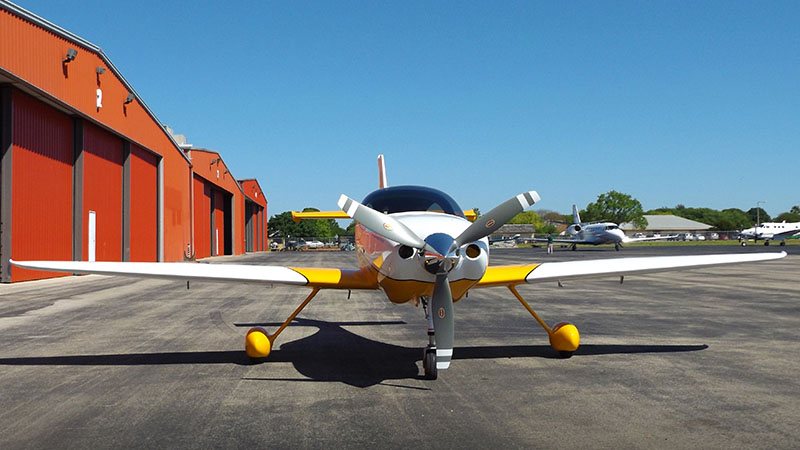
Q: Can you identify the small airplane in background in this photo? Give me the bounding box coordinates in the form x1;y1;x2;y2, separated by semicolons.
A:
738;221;800;246
11;156;786;380
535;205;676;251
488;234;521;247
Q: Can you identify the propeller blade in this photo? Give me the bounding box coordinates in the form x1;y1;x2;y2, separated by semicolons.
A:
431;273;454;370
338;194;426;249
454;191;540;247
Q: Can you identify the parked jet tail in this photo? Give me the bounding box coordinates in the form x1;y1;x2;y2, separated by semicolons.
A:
572;204;582;224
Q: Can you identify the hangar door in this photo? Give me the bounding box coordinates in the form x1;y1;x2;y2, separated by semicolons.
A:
193;175;232;258
245;201;254;252
193;175;212;259
129;145;158;261
83;122;122;262
7;90;73;282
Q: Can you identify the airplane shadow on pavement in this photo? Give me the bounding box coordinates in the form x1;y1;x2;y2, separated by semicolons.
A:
0;317;708;388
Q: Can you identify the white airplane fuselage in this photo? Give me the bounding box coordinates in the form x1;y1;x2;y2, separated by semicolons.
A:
566;222;627;245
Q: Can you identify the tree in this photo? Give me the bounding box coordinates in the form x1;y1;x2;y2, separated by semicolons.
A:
343;221;356;236
775;211;800;223
717;208;751;230
582;191;646;228
746;207;771;224
537;209;568;225
268;211;300;238
509;211;556;234
268;208;345;240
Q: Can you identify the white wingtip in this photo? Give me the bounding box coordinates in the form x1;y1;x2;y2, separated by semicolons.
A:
529;191;541;204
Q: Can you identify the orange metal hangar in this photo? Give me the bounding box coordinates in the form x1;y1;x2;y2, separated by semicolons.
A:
0;2;194;281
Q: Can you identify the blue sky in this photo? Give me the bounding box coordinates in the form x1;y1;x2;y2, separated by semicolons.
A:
17;0;800;216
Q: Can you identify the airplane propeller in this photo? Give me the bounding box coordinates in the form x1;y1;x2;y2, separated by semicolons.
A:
339;190;540;371
337;194;428;250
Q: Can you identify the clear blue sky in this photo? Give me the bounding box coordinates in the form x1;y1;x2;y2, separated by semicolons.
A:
17;0;800;217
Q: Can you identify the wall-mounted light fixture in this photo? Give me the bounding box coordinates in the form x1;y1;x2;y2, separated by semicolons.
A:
63;48;78;63
96;66;106;74
124;93;135;105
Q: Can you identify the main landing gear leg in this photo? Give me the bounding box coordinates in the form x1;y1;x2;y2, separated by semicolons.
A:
245;287;321;361
508;285;580;358
421;297;438;380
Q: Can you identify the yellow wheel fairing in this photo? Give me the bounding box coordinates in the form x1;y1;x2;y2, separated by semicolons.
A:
549;322;580;352
245;327;272;358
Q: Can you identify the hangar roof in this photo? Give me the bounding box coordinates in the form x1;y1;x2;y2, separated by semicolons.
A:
621;215;713;231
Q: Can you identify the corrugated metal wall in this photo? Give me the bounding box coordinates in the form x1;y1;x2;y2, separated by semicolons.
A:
129;144;157;261
10;90;73;281
1;7;194;265
82;122;122;262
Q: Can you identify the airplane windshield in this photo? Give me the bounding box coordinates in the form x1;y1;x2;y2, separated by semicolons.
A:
362;185;465;217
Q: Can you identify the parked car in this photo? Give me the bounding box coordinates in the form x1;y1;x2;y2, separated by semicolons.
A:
300;239;324;249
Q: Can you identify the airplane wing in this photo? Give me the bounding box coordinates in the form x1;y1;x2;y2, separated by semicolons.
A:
530;237;595;245
475;251;786;287
9;260;378;290
622;235;679;243
771;229;800;240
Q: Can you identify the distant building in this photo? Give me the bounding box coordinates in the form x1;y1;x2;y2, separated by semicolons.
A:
620;215;712;234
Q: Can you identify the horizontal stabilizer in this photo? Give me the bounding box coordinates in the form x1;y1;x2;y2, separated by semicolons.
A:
291;211;351;223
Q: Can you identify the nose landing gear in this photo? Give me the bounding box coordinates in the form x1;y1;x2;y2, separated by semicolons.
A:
421;297;438;380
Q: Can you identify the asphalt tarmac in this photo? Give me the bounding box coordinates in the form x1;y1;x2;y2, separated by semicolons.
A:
0;244;797;448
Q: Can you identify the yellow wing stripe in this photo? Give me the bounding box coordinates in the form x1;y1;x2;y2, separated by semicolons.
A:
477;264;539;288
291;267;379;290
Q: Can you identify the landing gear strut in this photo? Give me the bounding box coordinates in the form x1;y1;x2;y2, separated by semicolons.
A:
421;297;438;380
508;285;580;357
245;288;321;360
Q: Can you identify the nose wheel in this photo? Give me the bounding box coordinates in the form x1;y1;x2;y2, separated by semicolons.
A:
422;346;438;380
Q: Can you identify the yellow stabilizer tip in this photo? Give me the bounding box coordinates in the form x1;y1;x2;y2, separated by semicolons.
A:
549;322;580;352
245;327;272;358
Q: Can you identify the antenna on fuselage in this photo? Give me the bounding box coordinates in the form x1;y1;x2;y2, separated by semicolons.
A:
378;154;388;189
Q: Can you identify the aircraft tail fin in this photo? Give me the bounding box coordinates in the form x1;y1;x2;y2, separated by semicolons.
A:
572;204;582;224
378;154;388;189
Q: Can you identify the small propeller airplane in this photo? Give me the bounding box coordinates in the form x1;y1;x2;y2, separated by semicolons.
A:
738;221;800;246
534;205;677;251
11;155;787;380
